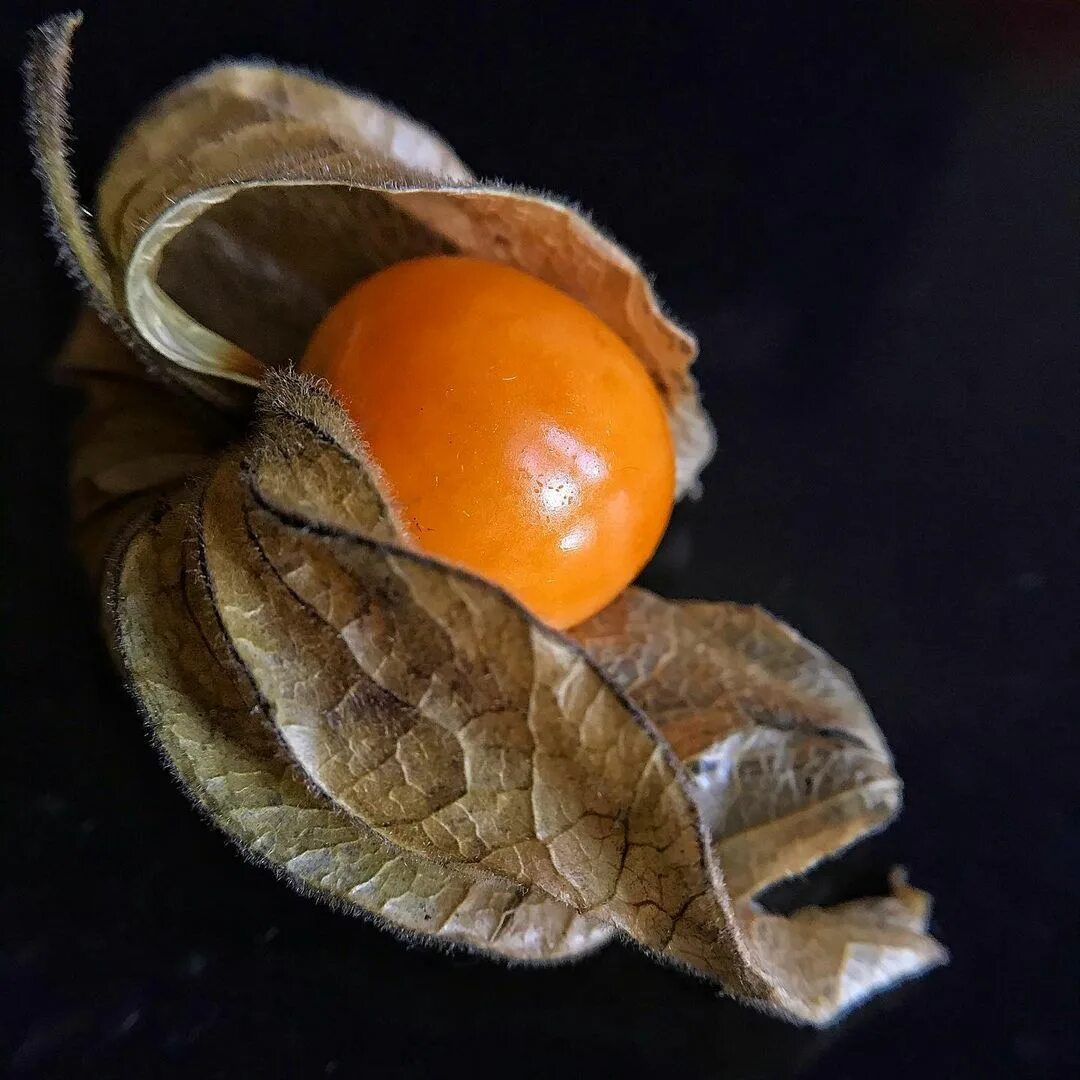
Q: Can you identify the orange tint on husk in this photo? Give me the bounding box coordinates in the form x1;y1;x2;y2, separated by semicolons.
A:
301;255;675;629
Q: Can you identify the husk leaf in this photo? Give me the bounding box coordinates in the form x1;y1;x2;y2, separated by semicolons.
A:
30;13;945;1024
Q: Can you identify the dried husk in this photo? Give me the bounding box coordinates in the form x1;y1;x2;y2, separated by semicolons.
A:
29;13;945;1024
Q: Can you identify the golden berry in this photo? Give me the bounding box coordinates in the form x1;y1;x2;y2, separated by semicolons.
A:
301;255;675;629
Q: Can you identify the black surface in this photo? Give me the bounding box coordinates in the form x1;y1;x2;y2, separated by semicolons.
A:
3;2;1078;1077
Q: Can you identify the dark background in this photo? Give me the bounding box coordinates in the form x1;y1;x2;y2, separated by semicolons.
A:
2;1;1078;1077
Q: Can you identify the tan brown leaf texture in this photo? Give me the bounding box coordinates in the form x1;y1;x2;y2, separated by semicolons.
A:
114;487;610;960
58;311;238;574
30;13;945;1025
570;590;899;903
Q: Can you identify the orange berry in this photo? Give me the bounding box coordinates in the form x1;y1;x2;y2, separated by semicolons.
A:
300;255;675;629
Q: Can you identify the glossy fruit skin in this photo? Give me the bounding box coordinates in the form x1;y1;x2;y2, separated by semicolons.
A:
301;255;675;630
